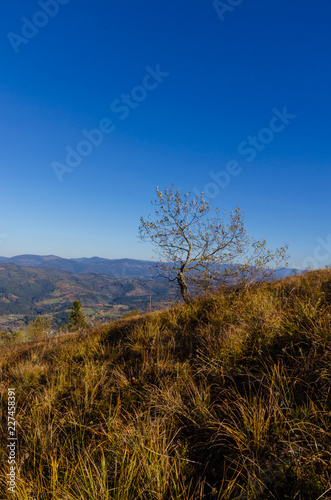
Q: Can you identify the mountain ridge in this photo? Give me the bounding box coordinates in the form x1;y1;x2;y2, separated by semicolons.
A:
0;255;157;279
0;254;299;279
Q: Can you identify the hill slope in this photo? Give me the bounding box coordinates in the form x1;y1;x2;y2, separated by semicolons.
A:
0;270;330;499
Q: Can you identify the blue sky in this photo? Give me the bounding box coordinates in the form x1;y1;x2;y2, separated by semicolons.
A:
0;1;330;269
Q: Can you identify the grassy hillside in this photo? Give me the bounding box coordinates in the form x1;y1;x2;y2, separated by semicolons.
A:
0;270;330;499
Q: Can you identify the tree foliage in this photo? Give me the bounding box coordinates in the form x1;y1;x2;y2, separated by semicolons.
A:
27;316;52;340
67;300;87;331
139;185;289;302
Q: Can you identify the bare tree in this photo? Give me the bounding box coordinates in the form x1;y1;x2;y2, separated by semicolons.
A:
139;185;289;303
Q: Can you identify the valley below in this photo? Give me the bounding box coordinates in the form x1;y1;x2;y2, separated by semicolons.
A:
0;260;177;332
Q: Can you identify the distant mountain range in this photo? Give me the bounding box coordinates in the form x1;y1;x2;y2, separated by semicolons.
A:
0;254;299;279
0;255;157;279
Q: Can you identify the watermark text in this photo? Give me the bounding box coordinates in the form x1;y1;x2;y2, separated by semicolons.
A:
7;0;71;54
52;65;170;182
7;388;17;494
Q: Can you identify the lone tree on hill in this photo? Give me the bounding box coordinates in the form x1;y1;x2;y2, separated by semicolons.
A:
67;300;87;331
139;185;289;303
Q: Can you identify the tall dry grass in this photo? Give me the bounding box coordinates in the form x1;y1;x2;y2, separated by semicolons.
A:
0;270;331;499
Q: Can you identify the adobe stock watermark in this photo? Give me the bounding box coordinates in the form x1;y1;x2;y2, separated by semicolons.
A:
52;65;170;182
193;106;296;199
302;235;331;270
213;0;244;22
7;0;71;54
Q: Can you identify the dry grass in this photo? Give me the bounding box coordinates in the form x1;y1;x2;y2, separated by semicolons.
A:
0;270;331;499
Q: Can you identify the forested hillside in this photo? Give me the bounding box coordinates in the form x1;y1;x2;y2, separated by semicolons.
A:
0;263;176;331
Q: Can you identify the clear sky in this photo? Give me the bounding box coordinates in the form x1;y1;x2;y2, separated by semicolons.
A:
0;1;330;269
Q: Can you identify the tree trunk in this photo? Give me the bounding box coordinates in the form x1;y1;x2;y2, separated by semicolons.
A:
177;272;191;304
